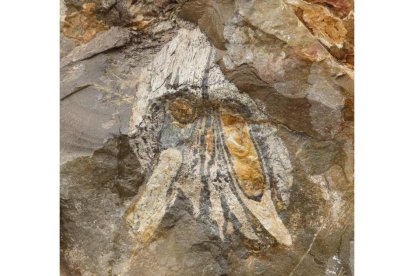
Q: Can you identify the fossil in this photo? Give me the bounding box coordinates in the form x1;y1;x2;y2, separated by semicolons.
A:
126;28;294;247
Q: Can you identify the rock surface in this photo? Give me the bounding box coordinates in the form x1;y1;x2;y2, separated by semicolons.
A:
60;0;354;275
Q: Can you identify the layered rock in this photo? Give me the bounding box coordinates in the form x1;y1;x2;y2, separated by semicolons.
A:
60;0;354;275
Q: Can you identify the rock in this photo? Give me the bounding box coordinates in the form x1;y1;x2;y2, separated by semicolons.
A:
60;14;180;164
289;0;354;65
61;1;109;45
128;28;295;248
61;27;131;68
178;0;353;139
60;51;136;163
61;0;354;275
60;136;142;275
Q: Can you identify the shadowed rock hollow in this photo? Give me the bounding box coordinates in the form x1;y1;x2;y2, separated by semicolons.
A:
60;0;354;275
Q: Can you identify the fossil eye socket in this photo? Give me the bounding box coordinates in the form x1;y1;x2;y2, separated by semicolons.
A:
168;98;196;124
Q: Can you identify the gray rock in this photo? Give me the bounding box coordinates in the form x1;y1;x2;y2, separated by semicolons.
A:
60;1;354;275
61;27;131;68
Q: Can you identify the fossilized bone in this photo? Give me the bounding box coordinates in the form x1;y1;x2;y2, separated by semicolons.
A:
126;28;294;246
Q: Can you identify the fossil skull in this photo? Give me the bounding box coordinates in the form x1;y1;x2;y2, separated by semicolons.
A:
127;28;294;246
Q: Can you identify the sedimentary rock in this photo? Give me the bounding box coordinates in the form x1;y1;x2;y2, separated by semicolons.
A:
60;0;354;275
127;28;293;248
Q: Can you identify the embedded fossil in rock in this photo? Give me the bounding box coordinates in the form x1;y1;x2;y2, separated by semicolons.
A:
126;28;294;247
60;0;354;273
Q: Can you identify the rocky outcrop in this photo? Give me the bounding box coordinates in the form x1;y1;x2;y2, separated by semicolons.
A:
61;0;353;275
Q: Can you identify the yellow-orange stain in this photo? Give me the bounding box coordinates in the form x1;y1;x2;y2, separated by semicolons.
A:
206;128;214;154
298;4;347;47
61;2;108;44
168;98;196;125
220;111;265;198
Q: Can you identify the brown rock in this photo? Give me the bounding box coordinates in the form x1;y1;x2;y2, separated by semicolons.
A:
61;2;108;44
60;1;354;274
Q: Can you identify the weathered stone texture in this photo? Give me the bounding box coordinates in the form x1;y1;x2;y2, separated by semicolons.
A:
61;0;354;275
